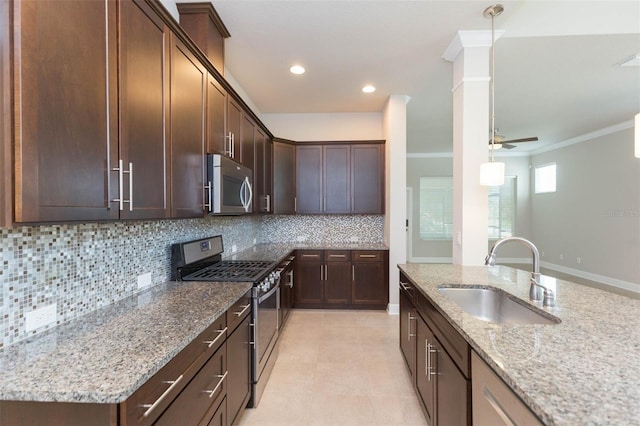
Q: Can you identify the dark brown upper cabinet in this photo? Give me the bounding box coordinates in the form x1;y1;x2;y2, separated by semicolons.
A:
295;141;384;214
206;74;227;156
169;35;207;218
12;0;119;222
254;128;273;214
119;0;171;220
176;2;230;76
272;140;296;214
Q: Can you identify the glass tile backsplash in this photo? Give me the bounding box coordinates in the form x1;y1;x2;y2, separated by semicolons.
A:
0;214;383;348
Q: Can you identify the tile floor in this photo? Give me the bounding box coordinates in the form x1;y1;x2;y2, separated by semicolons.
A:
238;309;428;426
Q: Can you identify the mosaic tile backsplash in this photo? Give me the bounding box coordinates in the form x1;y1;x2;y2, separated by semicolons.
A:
1;214;384;347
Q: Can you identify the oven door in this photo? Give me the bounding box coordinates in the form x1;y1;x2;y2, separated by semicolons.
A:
253;282;279;382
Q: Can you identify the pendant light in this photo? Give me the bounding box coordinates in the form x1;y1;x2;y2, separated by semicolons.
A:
480;4;505;186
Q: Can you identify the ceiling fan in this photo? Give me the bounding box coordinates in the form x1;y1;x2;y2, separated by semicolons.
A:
488;129;538;150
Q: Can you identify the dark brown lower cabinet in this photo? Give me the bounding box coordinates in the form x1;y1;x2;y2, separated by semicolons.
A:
226;314;251;425
400;272;471;426
295;250;388;309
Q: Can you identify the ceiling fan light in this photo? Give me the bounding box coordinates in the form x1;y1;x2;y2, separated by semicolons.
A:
491;143;503;150
480;161;505;186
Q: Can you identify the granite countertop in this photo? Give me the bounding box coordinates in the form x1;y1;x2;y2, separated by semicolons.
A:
225;242;388;262
0;280;252;404
398;263;640;426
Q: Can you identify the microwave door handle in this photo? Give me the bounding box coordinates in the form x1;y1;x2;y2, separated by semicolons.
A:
239;179;246;208
244;177;253;212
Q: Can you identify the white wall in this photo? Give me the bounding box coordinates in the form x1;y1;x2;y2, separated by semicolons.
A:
530;127;640;289
261;112;383;141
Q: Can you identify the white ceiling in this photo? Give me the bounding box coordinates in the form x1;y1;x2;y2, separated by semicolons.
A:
194;1;640;153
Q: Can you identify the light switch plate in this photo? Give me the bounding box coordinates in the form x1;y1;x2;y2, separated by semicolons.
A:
137;272;152;290
25;304;57;332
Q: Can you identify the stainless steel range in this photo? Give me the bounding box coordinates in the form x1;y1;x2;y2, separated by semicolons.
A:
171;235;281;408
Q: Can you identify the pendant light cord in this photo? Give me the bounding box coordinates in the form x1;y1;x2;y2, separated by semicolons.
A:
489;10;496;162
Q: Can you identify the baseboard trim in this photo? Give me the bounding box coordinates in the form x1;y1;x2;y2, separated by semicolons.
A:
540;261;640;296
387;303;399;315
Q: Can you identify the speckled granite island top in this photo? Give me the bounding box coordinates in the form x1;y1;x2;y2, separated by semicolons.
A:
398;264;640;426
0;281;252;404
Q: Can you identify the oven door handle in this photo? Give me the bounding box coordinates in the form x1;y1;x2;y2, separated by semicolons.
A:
258;282;280;304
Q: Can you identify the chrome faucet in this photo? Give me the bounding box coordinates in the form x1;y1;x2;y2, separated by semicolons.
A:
485;237;556;307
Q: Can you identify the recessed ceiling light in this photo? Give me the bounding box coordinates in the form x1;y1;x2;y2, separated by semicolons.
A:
362;85;376;93
616;53;640;67
290;65;305;75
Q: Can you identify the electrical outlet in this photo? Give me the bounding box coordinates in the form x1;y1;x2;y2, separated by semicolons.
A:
350;236;359;243
25;304;57;332
137;272;152;290
576;257;581;264
541;251;545;257
232;244;237;253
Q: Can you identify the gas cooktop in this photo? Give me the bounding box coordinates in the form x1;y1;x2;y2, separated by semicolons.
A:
182;260;276;282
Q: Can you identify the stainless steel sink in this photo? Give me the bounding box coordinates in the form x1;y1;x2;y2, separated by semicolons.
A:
437;286;561;325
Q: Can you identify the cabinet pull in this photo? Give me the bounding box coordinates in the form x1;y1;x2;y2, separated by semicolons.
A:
359;254;377;258
408;313;416;340
204;371;228;399
204;327;227;348
320;264;323;280
325;265;328;280
112;160;133;211
426;341;438;382
234;304;251;317
302;254;320;258
141;374;184;418
204;181;213;212
231;133;235;158
399;281;410;292
352;265;355;281
329;254;346;258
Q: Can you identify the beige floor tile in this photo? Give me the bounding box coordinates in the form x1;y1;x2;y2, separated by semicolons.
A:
238;309;426;426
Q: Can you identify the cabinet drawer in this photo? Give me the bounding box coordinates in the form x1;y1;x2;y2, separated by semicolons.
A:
416;294;470;379
352;250;382;262
227;290;252;334
155;343;227;426
297;250;323;262
325;250;351;262
122;314;227;425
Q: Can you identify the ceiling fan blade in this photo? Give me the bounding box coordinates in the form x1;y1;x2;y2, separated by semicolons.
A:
502;143;517;149
501;136;539;144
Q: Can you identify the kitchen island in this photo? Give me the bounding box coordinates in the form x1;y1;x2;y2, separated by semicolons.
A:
398;263;640;425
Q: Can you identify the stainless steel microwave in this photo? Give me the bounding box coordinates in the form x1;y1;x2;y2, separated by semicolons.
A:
207;154;253;215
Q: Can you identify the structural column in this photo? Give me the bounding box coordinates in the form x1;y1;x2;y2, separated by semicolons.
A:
443;30;501;265
384;94;410;313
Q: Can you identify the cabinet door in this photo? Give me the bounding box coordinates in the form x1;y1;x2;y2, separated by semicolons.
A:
119;0;169;220
13;0;118;222
240;114;255;171
323;145;350;213
351;144;384;214
399;291;416;381
416;316;436;426
206;74;227;156
324;262;352;305
352;262;386;306
227;314;251;425
226;97;242;160
295;145;323;213
294;262;323;305
435;336;470;426
273;141;295;214
169;35;206;218
254;127;265;212
264;136;273;214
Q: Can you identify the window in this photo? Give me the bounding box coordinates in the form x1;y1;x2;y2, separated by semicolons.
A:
419;178;453;240
419;176;516;240
535;163;556;193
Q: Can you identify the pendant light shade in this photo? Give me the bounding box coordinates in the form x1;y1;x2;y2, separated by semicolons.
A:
480;4;505;186
635;113;639;158
480;161;505;186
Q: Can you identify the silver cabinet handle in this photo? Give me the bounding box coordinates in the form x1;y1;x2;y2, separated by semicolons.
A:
324;264;328;280
141;374;184;417
352;265;355;281
329;254;346;258
204;181;212;212
399;281;411;292
226;132;233;157
302;254;320;258
204;327;227;348
427;341;438;381
112;160;133;211
234;304;251;317
294;197;297;213
204;371;228;399
359;254;376;258
231;133;235;158
408;313;416;340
